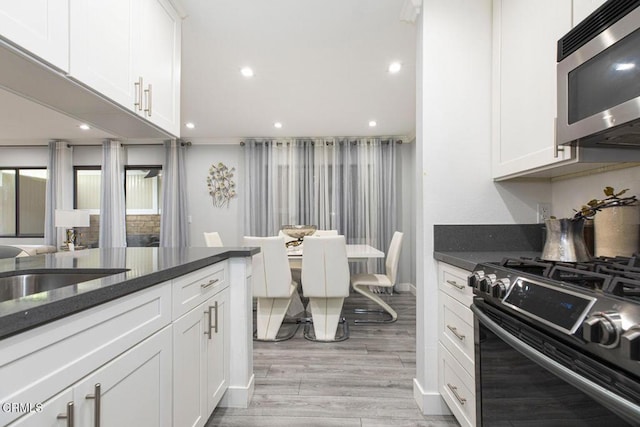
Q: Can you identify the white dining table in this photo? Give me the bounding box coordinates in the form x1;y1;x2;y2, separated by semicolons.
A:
286;243;384;267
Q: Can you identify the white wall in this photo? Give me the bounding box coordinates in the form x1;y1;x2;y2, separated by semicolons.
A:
398;141;416;287
415;0;551;414
185;144;245;247
551;165;640;218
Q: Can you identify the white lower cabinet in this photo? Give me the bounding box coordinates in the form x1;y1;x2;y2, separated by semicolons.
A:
437;262;475;427
2;261;235;427
173;287;229;427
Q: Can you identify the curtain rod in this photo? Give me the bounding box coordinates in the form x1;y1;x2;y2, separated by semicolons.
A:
0;140;192;148
239;139;404;146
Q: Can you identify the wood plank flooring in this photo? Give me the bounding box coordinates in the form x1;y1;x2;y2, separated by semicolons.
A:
206;292;459;427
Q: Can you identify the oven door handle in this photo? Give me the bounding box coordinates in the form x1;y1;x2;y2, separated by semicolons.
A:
471;304;640;424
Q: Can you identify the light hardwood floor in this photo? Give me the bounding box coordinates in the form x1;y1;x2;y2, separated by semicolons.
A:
206;291;460;427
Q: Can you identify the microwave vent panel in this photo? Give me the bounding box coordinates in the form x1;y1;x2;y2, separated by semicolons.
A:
558;0;640;61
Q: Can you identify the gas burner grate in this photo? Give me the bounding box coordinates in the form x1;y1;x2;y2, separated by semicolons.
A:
500;257;554;277
548;265;611;290
606;274;640;302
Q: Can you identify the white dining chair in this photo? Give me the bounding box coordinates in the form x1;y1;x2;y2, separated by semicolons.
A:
350;231;404;323
301;235;350;341
204;231;223;247
244;236;299;341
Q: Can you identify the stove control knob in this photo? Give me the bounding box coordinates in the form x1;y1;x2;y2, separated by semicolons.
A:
621;328;640;361
582;312;622;348
479;274;496;293
468;271;485;290
491;278;510;299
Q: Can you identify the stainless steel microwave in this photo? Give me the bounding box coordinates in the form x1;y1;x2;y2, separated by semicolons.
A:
557;0;640;147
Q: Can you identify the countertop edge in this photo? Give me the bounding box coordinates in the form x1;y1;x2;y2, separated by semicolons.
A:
0;248;258;340
434;251;542;271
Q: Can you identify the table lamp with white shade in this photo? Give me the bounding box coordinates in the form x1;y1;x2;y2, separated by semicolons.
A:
55;209;90;251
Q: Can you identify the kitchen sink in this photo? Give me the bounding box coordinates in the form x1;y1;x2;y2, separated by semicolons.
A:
0;269;128;302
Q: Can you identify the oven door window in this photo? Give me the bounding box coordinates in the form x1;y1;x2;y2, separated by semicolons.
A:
568;28;640;124
475;308;637;426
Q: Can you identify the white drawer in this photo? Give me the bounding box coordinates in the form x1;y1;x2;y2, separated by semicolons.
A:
0;283;171;426
439;343;476;427
440;291;475;375
172;261;228;319
438;262;473;307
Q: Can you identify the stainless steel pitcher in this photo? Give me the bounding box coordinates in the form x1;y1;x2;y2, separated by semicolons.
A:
541;218;592;262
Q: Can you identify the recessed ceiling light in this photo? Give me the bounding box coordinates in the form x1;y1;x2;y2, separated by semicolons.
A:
388;62;402;74
185;122;195;129
240;67;254;77
274;122;283;129
78;124;90;130
368;120;377;127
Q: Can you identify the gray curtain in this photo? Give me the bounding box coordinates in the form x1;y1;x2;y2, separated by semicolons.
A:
44;141;73;247
244;137;398;272
160;140;189;247
99;140;127;247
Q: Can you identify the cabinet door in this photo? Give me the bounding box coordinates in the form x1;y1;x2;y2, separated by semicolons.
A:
173;300;208;427
0;1;69;71
69;0;139;113
136;0;181;136
492;0;574;179
207;288;230;412
75;326;172;427
7;389;73;427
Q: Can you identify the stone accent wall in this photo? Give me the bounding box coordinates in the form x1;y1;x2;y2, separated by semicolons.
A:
75;214;161;247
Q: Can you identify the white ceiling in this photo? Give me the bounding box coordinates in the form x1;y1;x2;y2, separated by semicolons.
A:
0;0;417;143
179;0;417;140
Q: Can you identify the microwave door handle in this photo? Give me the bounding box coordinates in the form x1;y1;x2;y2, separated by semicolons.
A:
471;304;640;424
554;117;566;158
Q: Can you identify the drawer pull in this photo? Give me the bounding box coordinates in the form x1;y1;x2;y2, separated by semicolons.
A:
447;383;467;405
446;324;466;341
85;383;101;427
446;279;465;290
57;401;74;427
204;301;219;339
201;278;220;289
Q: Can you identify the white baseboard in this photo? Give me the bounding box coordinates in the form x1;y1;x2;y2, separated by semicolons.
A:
219;374;255;408
395;282;415;293
413;378;452;415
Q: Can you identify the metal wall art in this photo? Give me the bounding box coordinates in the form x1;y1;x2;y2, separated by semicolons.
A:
207;162;236;207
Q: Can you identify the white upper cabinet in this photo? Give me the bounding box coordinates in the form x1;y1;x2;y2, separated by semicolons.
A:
0;1;69;71
492;0;574;180
69;0;138;113
69;0;181;136
136;0;181;137
572;0;607;26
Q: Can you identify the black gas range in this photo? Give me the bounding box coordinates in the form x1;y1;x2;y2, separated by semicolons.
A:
469;256;640;426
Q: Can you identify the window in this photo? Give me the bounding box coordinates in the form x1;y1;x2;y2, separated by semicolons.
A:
73;166;162;247
0;168;47;237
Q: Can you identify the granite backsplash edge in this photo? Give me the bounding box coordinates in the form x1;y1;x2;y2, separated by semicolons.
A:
434;224;544;252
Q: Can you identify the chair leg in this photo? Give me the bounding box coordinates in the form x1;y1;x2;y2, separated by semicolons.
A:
255;297;297;341
304;297;349;341
352;284;397;323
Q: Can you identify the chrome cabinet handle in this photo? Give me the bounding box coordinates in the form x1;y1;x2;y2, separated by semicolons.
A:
446;279;465;290
213;300;219;334
201;278;219;289
447;383;466;405
204;301;220;339
144;84;152;117
85;383;101;427
446;324;465;341
57;401;74;427
134;77;143;111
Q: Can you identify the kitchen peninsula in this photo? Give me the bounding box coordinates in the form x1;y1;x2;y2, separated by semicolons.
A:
0;247;257;427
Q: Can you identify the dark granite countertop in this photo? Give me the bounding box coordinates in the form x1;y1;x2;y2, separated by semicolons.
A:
0;247;258;340
434;251;541;271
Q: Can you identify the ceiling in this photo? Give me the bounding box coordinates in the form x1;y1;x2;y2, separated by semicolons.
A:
0;0;417;144
179;0;417;140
